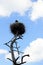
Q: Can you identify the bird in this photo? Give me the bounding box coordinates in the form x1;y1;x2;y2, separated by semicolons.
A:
10;20;25;38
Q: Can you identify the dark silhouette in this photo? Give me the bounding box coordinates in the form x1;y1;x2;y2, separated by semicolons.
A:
10;20;25;37
4;20;30;65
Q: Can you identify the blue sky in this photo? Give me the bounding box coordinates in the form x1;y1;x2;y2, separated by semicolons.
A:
0;0;43;65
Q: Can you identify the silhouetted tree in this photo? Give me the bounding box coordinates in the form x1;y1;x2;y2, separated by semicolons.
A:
5;20;30;65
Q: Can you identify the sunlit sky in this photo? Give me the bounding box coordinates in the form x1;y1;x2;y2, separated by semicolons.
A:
0;0;43;65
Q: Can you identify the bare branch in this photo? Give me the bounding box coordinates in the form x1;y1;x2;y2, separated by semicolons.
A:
21;54;30;63
15;56;19;62
9;50;24;54
20;61;26;64
4;43;10;48
7;58;13;62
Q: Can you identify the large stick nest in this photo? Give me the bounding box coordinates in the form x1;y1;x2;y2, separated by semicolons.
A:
10;20;25;36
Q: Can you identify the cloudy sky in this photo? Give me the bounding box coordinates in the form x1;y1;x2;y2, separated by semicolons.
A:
0;0;43;65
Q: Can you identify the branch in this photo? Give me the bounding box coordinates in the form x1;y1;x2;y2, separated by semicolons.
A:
4;43;10;48
21;54;30;63
15;56;19;62
7;58;15;64
9;50;24;54
13;46;20;49
7;58;13;62
20;61;26;64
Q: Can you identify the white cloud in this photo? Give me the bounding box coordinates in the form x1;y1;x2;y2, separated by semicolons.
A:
30;0;43;21
23;38;43;62
0;0;32;16
0;49;8;54
0;0;43;21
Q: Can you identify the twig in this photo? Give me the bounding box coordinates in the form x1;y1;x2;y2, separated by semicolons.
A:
21;54;30;63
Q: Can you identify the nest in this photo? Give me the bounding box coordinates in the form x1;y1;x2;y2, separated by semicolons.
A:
10;20;25;36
